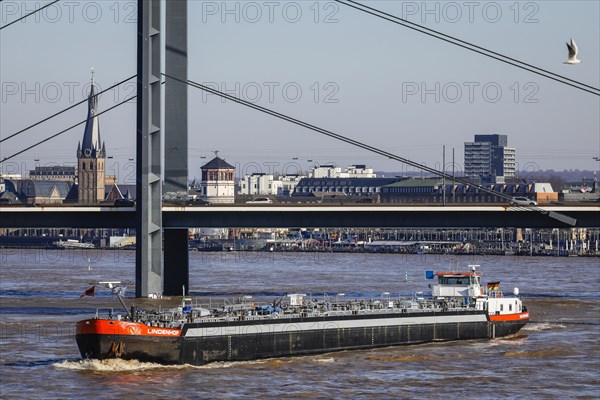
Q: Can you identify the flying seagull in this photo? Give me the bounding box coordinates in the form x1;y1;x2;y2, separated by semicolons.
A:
564;38;581;64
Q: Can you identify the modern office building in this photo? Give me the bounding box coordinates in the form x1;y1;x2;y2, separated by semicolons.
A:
465;134;515;182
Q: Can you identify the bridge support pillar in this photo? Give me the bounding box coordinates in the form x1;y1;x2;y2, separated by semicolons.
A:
136;0;163;297
163;0;189;296
164;0;188;194
164;229;189;296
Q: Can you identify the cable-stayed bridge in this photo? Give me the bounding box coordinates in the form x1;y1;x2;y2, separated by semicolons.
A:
2;1;598;298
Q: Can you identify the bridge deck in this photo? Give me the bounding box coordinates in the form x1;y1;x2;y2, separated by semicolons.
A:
1;205;598;228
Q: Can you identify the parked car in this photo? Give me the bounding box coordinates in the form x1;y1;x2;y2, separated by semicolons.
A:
246;197;273;204
509;197;537;206
185;198;212;206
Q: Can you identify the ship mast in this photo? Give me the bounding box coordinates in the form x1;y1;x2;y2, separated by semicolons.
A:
100;281;132;318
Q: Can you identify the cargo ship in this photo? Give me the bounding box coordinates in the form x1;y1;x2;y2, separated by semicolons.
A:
76;265;529;365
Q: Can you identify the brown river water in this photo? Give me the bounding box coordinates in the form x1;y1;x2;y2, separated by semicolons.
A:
1;249;598;399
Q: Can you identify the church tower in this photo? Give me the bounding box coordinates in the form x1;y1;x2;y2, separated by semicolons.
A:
77;70;106;203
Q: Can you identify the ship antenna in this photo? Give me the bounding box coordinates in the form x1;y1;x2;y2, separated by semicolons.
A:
182;285;186;308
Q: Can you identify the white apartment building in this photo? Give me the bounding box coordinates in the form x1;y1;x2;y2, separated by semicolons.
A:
309;164;376;179
239;174;303;196
239;173;280;196
238;165;376;196
278;174;303;195
501;147;516;179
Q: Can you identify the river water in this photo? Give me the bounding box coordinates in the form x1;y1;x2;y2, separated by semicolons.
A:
1;249;598;399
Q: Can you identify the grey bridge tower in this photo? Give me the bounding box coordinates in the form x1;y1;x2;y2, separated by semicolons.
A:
136;0;189;297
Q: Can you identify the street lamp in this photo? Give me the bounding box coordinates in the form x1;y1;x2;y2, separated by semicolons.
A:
594;157;600;186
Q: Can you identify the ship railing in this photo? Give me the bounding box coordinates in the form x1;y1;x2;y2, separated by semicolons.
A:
167;294;481;323
94;308;116;320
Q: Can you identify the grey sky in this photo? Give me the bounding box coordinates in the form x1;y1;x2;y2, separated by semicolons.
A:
1;0;599;183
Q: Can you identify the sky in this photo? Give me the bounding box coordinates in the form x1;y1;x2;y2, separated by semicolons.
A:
1;0;599;184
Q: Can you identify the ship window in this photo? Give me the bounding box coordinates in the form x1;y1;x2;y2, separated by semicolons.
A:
500;304;504;311
509;304;512;311
439;277;468;285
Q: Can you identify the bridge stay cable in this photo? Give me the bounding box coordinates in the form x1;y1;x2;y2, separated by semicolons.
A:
163;73;577;226
0;0;61;31
340;0;599;93
0;94;136;163
1;75;137;144
336;0;599;96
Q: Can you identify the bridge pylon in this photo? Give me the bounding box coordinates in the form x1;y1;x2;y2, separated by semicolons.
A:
136;0;163;297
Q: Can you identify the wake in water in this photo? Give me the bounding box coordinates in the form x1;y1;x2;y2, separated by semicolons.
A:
523;322;567;331
485;322;567;345
314;357;336;363
52;358;267;371
53;359;193;372
52;355;337;372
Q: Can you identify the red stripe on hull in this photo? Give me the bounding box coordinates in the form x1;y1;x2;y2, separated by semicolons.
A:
76;319;182;337
489;312;529;322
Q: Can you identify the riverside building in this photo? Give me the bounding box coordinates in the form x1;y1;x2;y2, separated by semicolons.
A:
464;134;515;183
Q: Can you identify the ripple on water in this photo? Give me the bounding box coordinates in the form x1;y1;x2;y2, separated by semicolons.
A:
366;353;435;363
503;348;576;358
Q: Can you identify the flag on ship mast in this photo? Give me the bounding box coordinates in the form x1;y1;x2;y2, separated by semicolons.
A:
487;282;500;291
80;285;95;298
112;285;127;297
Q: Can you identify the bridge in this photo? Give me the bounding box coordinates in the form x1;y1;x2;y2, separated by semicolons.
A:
3;1;598;298
1;205;597;229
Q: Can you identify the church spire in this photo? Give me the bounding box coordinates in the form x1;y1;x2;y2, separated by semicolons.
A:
80;68;102;158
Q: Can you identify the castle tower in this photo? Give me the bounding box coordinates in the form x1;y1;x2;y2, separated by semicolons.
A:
77;71;106;203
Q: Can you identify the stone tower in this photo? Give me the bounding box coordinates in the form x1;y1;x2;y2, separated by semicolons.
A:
77;73;106;203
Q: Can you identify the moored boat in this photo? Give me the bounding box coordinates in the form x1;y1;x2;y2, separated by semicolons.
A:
76;265;529;365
